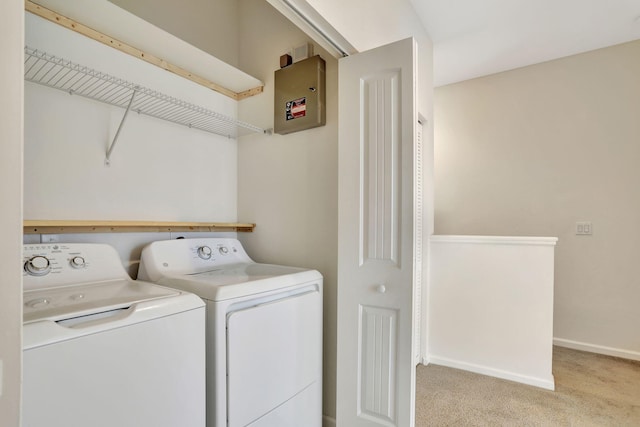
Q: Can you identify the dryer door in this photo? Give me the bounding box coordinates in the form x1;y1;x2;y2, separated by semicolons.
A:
226;290;322;427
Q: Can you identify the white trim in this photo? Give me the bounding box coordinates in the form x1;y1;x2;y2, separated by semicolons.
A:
554;338;640;362
265;0;356;58
430;235;558;246
428;356;556;391
322;414;336;427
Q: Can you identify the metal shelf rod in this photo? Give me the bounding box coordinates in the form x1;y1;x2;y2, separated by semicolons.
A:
105;88;138;166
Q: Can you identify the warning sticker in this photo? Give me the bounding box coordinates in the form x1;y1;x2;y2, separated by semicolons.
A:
286;97;306;120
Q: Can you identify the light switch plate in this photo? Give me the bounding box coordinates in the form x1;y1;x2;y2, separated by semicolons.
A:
576;221;593;235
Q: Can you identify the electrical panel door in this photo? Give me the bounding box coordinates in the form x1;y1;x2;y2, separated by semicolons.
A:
274;55;326;135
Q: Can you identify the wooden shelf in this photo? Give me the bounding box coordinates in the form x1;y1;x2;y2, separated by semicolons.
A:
26;1;264;100
24;220;255;234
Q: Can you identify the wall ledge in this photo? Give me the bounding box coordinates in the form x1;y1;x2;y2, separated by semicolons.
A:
430;235;558;246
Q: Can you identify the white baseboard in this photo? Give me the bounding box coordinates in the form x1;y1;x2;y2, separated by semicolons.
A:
428;356;555;391
323;414;336;427
554;338;640;361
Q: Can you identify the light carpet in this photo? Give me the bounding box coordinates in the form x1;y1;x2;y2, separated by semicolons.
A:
415;346;640;426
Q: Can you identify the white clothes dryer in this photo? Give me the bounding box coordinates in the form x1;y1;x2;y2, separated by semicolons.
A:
22;243;206;427
138;238;323;427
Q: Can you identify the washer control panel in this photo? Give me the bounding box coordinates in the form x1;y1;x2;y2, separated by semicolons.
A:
23;243;129;291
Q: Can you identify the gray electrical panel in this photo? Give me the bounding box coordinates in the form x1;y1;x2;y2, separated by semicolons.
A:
274;55;326;135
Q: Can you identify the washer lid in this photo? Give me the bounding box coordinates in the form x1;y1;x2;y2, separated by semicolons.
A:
156;263;322;301
23;279;180;323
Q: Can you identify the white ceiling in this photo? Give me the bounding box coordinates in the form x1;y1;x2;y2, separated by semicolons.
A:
410;0;640;86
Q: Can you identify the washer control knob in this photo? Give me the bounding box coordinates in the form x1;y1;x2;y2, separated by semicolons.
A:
219;246;229;255
25;256;51;276
70;256;86;269
197;246;213;260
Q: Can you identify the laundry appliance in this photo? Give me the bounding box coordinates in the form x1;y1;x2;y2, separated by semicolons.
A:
137;238;323;427
22;243;205;427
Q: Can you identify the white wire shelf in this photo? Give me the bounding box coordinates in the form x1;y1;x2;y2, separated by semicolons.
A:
24;46;270;140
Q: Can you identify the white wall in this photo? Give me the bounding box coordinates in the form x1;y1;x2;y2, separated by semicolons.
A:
429;235;557;390
24;13;238;223
109;0;239;68
434;40;640;360
0;0;23;424
235;0;339;421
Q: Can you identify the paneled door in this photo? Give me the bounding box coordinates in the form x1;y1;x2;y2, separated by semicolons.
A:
336;37;419;427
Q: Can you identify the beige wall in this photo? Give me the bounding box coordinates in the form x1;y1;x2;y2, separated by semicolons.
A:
235;0;339;421
434;40;640;358
0;0;23;424
109;0;239;67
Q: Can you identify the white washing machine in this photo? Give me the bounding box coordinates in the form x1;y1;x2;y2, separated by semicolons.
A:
22;243;206;427
137;238;323;427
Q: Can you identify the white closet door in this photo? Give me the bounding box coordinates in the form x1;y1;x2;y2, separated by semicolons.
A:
337;37;419;426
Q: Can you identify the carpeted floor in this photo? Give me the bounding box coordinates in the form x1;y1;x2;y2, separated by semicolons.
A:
415;346;640;426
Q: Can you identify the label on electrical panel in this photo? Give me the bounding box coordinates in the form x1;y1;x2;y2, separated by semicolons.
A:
286;97;306;120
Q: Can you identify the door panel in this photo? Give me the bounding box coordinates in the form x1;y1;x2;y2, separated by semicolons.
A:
337;37;418;427
359;305;398;423
226;291;322;427
362;70;400;266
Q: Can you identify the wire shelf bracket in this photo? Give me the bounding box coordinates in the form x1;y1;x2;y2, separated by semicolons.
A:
105;87;137;166
24;46;272;165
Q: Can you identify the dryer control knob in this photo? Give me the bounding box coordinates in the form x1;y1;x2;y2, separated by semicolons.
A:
219;246;229;255
197;246;213;260
70;256;86;269
25;256;51;276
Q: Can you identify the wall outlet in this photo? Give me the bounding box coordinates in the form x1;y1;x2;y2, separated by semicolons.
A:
291;42;314;63
576;222;593;235
42;234;60;243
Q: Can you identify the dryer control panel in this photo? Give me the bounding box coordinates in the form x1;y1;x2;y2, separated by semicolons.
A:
138;238;254;281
